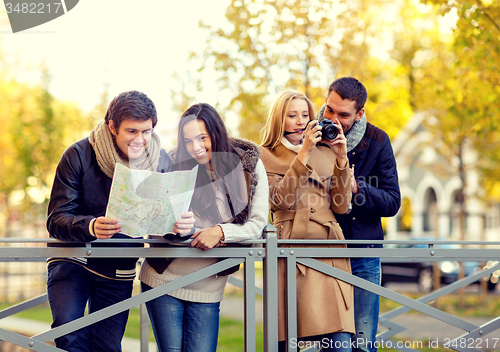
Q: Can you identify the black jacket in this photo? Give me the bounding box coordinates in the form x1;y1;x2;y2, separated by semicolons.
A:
336;123;401;248
47;137;173;279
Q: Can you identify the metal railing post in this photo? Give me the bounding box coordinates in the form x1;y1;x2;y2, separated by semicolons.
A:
285;250;297;352
262;224;278;352
244;252;257;352
140;303;149;352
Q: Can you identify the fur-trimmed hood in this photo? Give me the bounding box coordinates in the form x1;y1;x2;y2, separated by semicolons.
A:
229;138;260;172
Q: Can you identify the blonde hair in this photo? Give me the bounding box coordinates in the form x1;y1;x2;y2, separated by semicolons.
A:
260;90;316;149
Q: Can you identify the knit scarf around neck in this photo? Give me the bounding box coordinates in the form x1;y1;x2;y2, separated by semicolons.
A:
281;136;302;154
316;104;367;152
88;120;161;178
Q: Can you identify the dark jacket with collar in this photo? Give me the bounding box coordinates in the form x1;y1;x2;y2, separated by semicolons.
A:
47;137;173;280
335;123;401;248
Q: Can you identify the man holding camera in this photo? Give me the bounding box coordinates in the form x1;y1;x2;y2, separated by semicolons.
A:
317;77;401;352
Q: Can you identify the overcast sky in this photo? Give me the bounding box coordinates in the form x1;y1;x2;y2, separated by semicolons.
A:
1;0;231;146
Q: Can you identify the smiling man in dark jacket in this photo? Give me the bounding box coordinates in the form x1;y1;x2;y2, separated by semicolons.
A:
47;91;194;352
317;77;401;352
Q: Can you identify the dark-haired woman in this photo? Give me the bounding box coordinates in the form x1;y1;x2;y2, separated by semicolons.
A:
139;103;269;352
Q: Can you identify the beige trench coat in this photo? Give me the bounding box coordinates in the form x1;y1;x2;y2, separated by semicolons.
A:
260;142;355;341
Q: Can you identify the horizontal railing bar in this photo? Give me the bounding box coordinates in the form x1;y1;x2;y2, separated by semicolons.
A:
0;247;264;259
0;238;265;244
275;248;500;260
276;240;500;246
1;238;500;246
0;247;498;262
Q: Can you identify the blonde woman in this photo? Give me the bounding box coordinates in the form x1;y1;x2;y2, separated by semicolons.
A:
260;90;354;352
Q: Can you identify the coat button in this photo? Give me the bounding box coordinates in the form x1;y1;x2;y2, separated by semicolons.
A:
352;217;356;221
351;151;356;156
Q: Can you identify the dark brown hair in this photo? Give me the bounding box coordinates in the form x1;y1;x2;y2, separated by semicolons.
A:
175;103;247;226
328;77;367;113
105;91;158;129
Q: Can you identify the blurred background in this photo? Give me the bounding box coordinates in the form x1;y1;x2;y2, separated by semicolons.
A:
0;0;499;299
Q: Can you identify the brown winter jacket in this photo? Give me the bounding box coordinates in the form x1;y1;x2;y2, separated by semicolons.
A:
260;142;355;341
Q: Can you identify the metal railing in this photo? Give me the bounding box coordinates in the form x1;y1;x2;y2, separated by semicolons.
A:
0;225;499;352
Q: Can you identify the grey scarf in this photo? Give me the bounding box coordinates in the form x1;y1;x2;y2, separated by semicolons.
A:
316;104;367;152
88;120;161;178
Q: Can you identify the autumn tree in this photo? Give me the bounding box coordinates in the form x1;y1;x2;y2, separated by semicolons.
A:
330;0;434;138
12;66;85;196
447;0;500;201
415;0;500;229
174;0;443;141
413;0;500;301
0;65;89;235
193;0;343;141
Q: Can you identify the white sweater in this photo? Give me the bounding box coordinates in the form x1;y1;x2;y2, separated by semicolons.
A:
139;160;269;303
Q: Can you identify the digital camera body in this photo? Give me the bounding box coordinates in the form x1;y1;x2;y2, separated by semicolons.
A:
317;118;339;140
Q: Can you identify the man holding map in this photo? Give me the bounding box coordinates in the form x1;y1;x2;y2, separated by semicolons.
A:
46;91;195;352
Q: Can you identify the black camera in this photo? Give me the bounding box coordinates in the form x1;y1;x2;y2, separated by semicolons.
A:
317;118;339;140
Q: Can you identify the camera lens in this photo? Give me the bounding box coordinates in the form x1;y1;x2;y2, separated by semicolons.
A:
318;119;339;140
322;125;338;140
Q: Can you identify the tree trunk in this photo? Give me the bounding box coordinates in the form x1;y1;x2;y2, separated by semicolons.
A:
457;142;466;308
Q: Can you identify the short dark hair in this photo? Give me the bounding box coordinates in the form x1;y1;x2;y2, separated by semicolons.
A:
104;91;157;129
327;77;367;113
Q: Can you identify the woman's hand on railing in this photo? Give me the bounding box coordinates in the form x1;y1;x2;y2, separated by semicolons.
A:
190;225;224;250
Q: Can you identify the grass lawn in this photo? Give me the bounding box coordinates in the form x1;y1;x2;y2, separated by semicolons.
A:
379;291;500;317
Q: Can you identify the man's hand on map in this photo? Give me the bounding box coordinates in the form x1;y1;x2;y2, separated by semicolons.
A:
190;225;224;250
172;212;196;236
94;216;122;239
